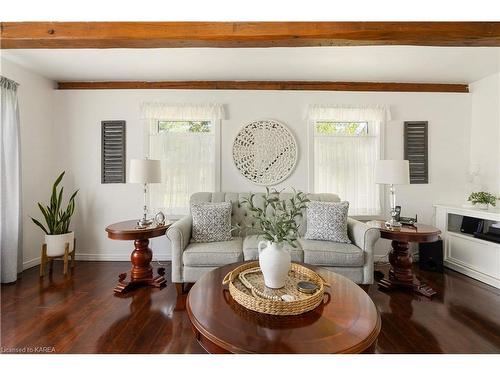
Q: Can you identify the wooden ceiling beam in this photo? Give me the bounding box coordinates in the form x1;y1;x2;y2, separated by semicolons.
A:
2;22;500;49
56;81;469;93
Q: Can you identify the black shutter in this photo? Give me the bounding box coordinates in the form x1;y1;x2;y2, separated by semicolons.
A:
101;121;126;183
404;121;428;184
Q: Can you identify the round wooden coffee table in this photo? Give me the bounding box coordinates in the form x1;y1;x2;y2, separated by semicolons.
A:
186;262;381;354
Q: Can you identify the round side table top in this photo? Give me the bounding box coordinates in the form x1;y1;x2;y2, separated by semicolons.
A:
366;220;440;243
105;220;170;241
187;262;381;354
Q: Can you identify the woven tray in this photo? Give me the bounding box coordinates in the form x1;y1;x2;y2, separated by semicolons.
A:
222;261;330;316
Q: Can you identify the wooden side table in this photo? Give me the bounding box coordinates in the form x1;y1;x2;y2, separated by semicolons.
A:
105;220;171;294
367;221;441;298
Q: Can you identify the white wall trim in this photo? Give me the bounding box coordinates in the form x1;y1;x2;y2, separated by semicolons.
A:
75;252;171;262
75;253;132;261
444;260;500;289
22;252;172;271
23;257;41;271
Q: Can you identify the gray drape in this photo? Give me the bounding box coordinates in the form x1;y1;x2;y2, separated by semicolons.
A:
0;76;22;283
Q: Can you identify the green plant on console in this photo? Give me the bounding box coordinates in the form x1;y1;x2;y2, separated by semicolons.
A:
239;187;310;248
31;171;79;235
467;191;498;207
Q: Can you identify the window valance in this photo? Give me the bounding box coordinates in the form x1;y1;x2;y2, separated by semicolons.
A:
307;105;391;122
0;76;19;91
141;103;226;120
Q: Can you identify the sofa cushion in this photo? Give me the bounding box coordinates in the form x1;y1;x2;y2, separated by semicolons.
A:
304;201;351;243
242;235;304;262
189;192;341;238
191;201;232;243
183;238;243;267
298;238;364;267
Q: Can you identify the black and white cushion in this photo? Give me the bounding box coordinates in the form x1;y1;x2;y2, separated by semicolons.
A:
191;202;232;243
304;201;351;243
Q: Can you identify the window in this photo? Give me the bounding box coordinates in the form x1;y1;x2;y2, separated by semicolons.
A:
158;120;212;133
149;119;219;217
309;106;387;216
315;121;368;136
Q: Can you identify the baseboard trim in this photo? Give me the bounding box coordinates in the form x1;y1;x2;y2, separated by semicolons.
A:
75;253;132;261
22;253;171;270
444;260;500;289
75;253;171;262
23;257;41;271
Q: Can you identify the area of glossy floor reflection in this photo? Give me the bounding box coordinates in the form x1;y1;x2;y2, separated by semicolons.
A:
1;261;499;353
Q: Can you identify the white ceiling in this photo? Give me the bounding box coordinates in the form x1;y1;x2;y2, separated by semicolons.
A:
2;46;500;83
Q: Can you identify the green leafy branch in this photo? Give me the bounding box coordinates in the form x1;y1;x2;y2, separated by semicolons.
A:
239;187;310;248
30;171;79;235
468;191;498;207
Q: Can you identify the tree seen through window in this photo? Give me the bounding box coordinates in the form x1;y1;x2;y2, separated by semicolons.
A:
158;120;212;133
315;122;368;136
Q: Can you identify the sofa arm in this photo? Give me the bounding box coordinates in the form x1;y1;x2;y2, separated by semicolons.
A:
166;215;192;283
347;217;380;284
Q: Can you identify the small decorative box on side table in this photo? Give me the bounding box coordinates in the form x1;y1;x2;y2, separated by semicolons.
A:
367;220;441;298
105;220;171;294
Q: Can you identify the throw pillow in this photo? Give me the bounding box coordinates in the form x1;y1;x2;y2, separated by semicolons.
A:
191;202;232;243
304;201;351;243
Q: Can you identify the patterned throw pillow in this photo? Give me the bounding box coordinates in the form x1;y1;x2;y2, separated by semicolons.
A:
191;202;232;243
304;201;351;243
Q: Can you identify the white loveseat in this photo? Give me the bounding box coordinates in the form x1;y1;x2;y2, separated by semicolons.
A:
167;192;380;290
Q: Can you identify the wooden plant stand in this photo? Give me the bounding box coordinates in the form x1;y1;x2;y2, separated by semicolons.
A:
105;220;170;294
40;238;76;277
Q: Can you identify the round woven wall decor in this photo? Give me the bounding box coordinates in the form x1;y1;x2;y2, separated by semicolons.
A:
232;119;298;185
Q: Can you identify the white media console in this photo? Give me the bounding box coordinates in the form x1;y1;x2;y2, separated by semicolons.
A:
434;204;500;288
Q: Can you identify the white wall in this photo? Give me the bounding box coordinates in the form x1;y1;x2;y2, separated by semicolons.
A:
52;89;472;260
469;73;500;195
0;57;56;269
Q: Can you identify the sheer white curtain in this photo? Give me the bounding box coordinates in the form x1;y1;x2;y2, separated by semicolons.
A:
1;76;22;283
149;131;216;216
142;103;225;217
309;105;390;216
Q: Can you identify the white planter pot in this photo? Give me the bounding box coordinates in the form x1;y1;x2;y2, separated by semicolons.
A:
258;240;291;289
474;203;489;210
45;232;74;257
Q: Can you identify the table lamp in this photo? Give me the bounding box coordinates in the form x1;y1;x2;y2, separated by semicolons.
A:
129;158;162;227
375;160;410;228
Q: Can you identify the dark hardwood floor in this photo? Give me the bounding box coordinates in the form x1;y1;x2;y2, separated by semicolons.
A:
1;261;499;354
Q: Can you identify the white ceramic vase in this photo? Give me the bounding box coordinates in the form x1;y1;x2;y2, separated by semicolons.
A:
45;232;74;256
258;240;291;289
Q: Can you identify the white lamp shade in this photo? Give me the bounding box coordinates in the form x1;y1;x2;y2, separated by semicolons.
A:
129;159;162;183
375;160;410;185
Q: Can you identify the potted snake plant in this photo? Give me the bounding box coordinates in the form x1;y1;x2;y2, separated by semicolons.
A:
31;171;78;256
